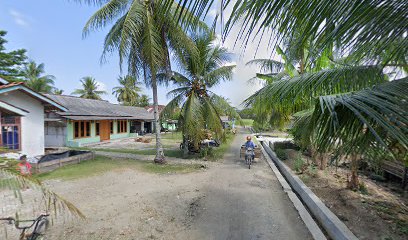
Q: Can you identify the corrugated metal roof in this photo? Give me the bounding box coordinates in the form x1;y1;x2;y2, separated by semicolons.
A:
44;94;154;120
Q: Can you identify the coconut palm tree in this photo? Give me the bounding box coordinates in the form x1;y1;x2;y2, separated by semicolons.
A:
82;0;201;163
159;30;236;155
21;61;55;93
72;76;106;100
245;42;407;189
53;88;64;95
112;75;141;106
135;94;150;107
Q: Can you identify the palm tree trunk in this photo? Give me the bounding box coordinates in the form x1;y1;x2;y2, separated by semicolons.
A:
151;73;165;164
347;154;359;190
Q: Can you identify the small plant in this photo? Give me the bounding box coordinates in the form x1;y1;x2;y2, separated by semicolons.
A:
294;152;306;173
359;182;369;195
275;148;288;160
307;164;318;177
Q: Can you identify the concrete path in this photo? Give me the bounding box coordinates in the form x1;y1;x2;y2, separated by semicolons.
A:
178;128;312;240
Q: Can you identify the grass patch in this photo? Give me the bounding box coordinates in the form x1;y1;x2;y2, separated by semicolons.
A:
160;131;182;141
35;156;201;181
74;147;185;158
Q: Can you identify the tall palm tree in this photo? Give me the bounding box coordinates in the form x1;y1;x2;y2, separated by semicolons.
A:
21;61;55;93
159;30;236;155
112;75;141;106
72;76;106;100
82;0;200;163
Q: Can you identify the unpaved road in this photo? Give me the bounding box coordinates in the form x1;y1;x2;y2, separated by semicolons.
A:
179;129;311;239
1;129;311;240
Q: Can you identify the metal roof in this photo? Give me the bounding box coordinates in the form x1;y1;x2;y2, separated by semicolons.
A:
44;94;154;121
0;83;68;111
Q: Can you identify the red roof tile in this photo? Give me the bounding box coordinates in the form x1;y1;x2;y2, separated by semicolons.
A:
0;82;24;90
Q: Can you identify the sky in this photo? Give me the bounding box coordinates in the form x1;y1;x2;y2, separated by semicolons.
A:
0;0;272;108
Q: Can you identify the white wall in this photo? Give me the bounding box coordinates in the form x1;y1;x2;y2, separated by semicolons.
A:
0;91;45;157
45;121;66;147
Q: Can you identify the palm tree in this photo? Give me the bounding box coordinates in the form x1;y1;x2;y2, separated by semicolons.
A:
82;0;201;163
245;42;407;189
135;94;150;107
72;76;106;100
21;61;55;93
159;30;236;155
112;75;141;106
53;88;64;95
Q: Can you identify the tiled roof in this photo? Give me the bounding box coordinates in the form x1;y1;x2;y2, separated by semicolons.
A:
0;82;24;89
145;105;166;113
44;94;154;120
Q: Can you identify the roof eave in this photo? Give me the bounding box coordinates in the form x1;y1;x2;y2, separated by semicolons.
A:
0;85;68;112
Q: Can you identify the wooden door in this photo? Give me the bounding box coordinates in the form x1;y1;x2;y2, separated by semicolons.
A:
100;120;110;141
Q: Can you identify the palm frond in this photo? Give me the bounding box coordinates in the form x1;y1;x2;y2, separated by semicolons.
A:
311;77;408;158
246;58;284;73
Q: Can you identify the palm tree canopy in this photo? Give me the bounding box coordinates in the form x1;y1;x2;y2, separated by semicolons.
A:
21;60;55;93
112;75;141;105
160;30;237;145
72;76;107;100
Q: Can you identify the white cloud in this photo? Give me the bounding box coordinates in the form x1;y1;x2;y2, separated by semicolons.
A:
9;9;30;27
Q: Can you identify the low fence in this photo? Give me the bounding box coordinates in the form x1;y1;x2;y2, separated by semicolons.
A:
33;151;94;174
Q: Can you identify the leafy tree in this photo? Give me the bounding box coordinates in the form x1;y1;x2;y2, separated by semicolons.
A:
82;0;200;163
21;60;56;93
72;76;106;100
112;75;141;106
0;30;27;82
135;94;150;107
160;30;236;155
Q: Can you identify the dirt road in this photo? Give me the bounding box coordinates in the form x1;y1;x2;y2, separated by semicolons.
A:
177;129;311;239
2;129;311;240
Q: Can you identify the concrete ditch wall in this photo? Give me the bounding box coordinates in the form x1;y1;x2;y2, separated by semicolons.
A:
262;141;359;240
33;152;94;173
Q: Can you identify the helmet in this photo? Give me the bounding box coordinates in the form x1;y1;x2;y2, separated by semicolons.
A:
246;136;251;141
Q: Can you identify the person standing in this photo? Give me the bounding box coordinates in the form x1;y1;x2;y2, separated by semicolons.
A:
17;155;32;176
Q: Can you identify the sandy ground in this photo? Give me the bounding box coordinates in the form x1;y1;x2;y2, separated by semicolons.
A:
283;149;408;240
2;129;311;240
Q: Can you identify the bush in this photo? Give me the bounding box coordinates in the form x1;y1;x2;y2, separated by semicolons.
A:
294;153;306;173
275;148;288;160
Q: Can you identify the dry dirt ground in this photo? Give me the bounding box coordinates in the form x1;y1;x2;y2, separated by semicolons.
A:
283;149;408;240
1;130;311;240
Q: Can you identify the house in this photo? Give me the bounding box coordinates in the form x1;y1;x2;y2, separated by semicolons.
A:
0;79;67;156
44;94;155;147
145;105;179;131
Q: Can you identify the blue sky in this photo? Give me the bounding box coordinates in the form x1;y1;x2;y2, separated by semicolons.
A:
0;0;268;107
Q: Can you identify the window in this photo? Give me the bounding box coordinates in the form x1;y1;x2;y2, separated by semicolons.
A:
73;121;91;138
1;116;21;150
95;121;100;136
117;120;127;133
110;121;114;134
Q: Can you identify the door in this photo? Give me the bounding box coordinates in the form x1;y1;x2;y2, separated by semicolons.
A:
99;120;110;141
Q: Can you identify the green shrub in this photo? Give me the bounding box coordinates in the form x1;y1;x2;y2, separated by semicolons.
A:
307;165;318;177
359;182;369;195
294;153;305;173
275;148;288;160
